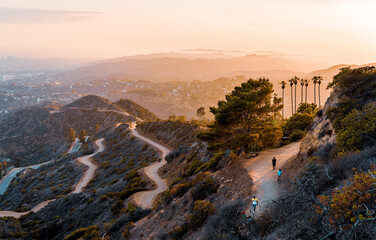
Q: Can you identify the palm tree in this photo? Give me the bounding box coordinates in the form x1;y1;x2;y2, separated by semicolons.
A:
312;76;319;104
280;81;286;119
292;76;299;113
300;78;305;104
288;78;294;116
304;79;309;103
317;76;323;109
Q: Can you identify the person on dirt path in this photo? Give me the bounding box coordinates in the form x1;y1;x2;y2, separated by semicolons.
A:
272;157;276;170
277;169;282;182
251;196;258;213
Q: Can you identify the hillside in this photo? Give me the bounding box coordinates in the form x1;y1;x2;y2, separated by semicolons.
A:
0;69;375;239
0;96;135;166
115;99;159;121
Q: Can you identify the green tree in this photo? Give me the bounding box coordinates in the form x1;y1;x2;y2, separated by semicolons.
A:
199;78;282;152
68;128;76;142
283;103;317;138
260;123;283;148
197;107;206;119
337;103;376;153
78;130;87;143
297;103;318;115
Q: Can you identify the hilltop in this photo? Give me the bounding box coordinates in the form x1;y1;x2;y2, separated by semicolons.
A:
115;99;159;121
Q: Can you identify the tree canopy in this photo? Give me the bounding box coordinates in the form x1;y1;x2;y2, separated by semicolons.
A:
198;78;283;152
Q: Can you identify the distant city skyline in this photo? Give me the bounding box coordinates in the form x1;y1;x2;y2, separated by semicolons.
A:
0;0;375;65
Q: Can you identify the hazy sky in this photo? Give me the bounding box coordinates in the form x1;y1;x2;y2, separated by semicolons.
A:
1;0;375;64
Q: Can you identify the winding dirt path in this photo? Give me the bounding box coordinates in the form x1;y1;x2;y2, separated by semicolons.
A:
0;138;105;218
128;123;171;209
72;139;104;193
243;142;300;215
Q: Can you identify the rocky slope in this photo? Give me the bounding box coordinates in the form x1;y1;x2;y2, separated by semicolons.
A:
299;89;339;159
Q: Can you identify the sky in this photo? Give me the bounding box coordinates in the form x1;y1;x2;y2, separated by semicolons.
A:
0;0;375;64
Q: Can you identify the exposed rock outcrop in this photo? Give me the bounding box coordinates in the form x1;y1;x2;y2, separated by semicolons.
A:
299;89;339;158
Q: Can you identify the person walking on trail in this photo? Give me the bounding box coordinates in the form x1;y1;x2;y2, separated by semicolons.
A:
277;169;282;182
251;196;258;213
272;157;277;170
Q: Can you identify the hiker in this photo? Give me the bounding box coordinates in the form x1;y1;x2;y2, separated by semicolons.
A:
272;157;276;170
277;169;282;182
251;196;258;213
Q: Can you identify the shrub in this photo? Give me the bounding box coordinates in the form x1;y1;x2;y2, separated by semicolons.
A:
203;199;246;239
141;144;148;151
182;159;203;178
191;177;219;201
189;200;216;229
289;129;305;141
336;103;376;153
317;168;376;226
122;202;137;214
283;113;314;137
195;151;225;173
64;226;99;240
111;200;124;214
100;195;108;201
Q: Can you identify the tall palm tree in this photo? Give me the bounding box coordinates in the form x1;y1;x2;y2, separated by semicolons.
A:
304;79;309;103
317;76;323;109
312;76;318;104
288;78;294;116
300;78;305;105
280;81;286;119
292;76;299;113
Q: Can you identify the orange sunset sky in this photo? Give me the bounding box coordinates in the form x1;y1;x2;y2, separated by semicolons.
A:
1;0;375;64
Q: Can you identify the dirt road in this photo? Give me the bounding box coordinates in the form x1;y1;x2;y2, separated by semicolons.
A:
243;142;300;215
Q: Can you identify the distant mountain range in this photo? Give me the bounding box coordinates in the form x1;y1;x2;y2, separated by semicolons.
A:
67;51;375;84
70;53;319;83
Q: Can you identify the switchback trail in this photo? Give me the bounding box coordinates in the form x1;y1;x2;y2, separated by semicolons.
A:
243;142;300;215
128;123;171;209
0;137;82;195
0;138;105;218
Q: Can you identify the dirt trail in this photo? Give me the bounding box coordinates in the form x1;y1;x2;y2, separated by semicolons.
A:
243;142;300;215
0;138;105;218
128;123;171;209
72;139;105;193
